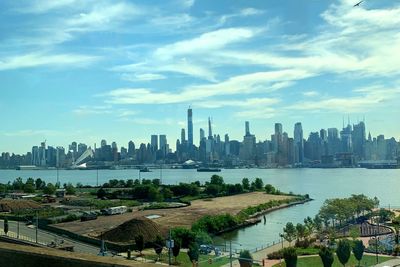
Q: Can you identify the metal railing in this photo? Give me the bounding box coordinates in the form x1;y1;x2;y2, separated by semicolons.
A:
0;230;46;246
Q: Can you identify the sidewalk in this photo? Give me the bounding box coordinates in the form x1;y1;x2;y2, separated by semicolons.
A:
373;258;400;267
221;240;291;267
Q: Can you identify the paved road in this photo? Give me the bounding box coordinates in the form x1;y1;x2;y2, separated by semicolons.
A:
0;219;101;255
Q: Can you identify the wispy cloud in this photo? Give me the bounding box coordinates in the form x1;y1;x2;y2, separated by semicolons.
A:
0;52;99;71
154;27;259;60
195;97;280;109
1;130;62;137
103;69;311;105
73;105;113;115
120;73;167;82
15;0;82;14
287;85;400;113
302;91;320;97
65;2;142;32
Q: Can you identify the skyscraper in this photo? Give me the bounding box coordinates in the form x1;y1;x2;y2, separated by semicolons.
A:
245;121;250;136
208;117;213;139
151;135;158;151
199;128;205;142
181;128;186;144
240;121;256;162
294;122;304;164
159;135;167;156
352;121;366;160
187;107;193;147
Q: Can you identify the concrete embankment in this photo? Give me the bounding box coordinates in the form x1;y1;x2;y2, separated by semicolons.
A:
216;198;313;235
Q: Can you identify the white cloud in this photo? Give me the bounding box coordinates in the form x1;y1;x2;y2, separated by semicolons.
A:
121;73;167;82
66;2;142;32
116;110;139;117
73;105;112;115
179;0;195;9
0;52;99;71
287;86;400;113
154;27;259;60
16;0;82;13
302;91;319;97
195;98;279;109
235;107;276;119
103;69;310;105
2;130;61;137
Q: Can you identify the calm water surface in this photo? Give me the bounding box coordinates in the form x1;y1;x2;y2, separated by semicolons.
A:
0;168;398;250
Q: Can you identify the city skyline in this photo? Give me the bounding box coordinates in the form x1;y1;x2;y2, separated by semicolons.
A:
1;0;400;154
1;108;397;161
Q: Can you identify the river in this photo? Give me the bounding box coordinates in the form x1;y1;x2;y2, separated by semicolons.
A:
0;168;399;250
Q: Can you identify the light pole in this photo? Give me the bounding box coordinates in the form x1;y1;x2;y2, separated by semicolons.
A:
35;210;39;243
230;240;232;267
279;233;284;266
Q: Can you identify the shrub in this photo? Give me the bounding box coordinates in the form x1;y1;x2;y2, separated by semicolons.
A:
283;247;297;267
336;239;351;266
319;246;334;267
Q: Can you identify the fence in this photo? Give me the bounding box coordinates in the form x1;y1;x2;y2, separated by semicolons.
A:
0;230;46;246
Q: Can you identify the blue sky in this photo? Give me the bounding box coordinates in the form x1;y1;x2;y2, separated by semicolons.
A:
1;0;400;154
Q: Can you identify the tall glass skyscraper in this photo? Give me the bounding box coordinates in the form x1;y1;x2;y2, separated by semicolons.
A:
294;122;304;163
187;107;193;147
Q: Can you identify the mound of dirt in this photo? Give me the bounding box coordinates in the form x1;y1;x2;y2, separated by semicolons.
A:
0;199;41;212
101;217;166;244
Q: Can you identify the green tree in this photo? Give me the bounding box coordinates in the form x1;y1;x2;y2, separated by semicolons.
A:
23;179;35;193
283;222;297;246
35;178;46;190
253;178;264;190
65;183;76;195
187;243;199;264
43;183;56;195
12;177;24;190
283;247;297;267
172;227;196;248
134;234;144;255
195;231;212;245
148;186;163;202
352;240;365;267
295;223;306;241
97;187;107;199
319;247;334;267
172;240;181;264
153;235;164;261
265;184;276;194
336;239;351;267
239;250;253;267
242;178;250;190
204;184;221;197
210;175;224;186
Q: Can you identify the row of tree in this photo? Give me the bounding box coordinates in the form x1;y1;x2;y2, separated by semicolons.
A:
0;177;76;195
96;175;287;203
318;194;379;227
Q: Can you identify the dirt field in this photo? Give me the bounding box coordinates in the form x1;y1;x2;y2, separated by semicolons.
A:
54;192;293;237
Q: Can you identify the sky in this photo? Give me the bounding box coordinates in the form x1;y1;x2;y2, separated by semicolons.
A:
1;0;400;154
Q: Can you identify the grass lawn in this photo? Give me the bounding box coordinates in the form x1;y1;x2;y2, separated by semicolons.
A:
143;251;230;267
273;254;393;267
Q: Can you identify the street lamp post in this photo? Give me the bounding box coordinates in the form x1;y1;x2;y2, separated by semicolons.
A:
279;233;284;266
35;210;39;243
229;240;232;267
